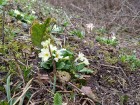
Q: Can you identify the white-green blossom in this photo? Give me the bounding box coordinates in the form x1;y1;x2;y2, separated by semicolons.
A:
49;44;57;52
39;48;50;62
82;57;90;65
14;10;20;15
53;50;63;62
75;52;90;65
63;56;69;60
39;39;71;63
41;38;51;48
75;52;85;61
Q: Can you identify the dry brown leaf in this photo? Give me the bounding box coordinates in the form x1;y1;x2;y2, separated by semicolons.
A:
81;86;100;103
57;71;71;83
36;74;49;82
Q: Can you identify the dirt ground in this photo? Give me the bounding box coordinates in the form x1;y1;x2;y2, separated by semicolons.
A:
0;0;140;104
47;0;140;105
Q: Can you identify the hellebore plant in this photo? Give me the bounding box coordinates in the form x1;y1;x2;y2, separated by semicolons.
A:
39;39;93;75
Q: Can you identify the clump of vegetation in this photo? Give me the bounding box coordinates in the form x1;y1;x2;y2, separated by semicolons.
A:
120;54;140;70
30;17;93;77
104;56;118;65
96;36;118;47
70;29;85;38
9;9;36;24
39;38;93;76
95;27;108;36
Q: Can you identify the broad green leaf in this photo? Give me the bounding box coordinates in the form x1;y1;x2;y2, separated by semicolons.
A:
53;93;62;105
30;18;55;47
56;62;65;70
31;21;46;47
79;68;94;74
0;0;7;6
76;64;85;71
63;64;71;70
41;62;50;69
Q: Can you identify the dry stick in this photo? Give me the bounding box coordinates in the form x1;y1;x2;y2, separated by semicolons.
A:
2;6;5;45
13;79;33;105
81;98;96;105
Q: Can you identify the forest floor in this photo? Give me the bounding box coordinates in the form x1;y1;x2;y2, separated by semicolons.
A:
0;0;140;105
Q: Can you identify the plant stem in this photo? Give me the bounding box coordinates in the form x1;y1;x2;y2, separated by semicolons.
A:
53;75;56;93
48;45;56;73
48;44;57;93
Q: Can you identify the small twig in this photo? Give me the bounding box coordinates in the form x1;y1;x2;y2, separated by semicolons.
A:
70;3;84;12
56;91;72;93
119;66;132;86
67;82;84;94
81;98;96;105
100;64;120;69
2;6;5;45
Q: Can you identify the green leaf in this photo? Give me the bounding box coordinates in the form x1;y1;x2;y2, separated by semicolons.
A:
120;55;127;63
70;29;85;38
120;95;129;105
0;101;8;105
5;75;11;102
60;50;73;58
0;0;7;6
53;93;62;105
23;68;31;80
63;64;71;70
31;18;55;47
79;68;94;74
62;21;69;27
41;62;50;69
31;21;46;47
76;64;85;71
4;75;13;105
56;62;65;70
